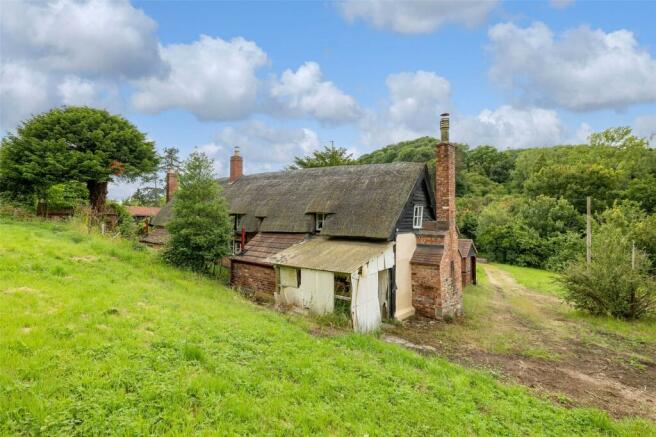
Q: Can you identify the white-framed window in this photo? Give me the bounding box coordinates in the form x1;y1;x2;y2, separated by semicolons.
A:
233;214;243;231
413;205;424;229
232;240;242;255
315;213;326;232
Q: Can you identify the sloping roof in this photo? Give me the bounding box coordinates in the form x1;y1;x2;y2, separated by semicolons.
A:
233;233;306;265
126;206;161;217
411;244;443;265
151;162;428;239
269;237;393;273
458;239;477;258
139;227;170;246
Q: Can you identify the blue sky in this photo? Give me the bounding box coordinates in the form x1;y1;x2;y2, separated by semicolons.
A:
1;0;655;199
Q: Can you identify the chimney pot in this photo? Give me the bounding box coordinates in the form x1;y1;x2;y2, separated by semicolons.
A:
440;113;450;143
230;146;244;183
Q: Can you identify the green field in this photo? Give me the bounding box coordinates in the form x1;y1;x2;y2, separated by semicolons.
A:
0;219;653;435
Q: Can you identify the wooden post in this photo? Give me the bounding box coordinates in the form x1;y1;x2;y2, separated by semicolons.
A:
586;196;592;266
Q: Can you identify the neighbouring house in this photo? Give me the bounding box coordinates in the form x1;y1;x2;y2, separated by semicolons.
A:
125;206;161;222
459;239;477;286
139;169;177;248
148;114;475;331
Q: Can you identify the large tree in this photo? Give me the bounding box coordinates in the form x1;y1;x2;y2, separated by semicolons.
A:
289;144;354;169
0;106;158;214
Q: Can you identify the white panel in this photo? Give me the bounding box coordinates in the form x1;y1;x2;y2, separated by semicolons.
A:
351;269;382;333
280;267;297;287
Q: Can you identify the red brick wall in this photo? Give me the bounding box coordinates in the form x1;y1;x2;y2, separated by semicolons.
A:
231;261;275;295
416;234;444;245
408;140;464;320
411;263;442;318
461;256;472;287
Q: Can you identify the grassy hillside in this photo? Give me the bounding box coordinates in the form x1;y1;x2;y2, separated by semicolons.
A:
0;219;653;435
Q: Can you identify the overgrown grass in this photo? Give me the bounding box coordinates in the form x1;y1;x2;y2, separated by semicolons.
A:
493;263;656;346
493;263;564;296
1;218;653;435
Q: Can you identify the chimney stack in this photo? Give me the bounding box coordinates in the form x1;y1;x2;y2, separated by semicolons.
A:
166;169;178;203
435;113;455;225
230;146;243;183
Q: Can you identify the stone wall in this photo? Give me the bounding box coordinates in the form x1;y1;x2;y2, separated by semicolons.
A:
231;261;275;295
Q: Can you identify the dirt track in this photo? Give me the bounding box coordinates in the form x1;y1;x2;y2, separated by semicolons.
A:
386;265;656;420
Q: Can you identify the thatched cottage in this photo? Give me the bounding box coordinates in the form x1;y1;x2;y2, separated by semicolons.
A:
147;114;476;331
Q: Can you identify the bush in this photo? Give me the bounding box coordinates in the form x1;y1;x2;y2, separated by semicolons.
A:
108;202;138;240
544;231;585;272
560;226;655;319
162;152;232;273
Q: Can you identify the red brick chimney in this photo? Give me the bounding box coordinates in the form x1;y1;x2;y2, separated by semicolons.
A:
436;113;455;226
436;112;463;317
229;147;243;183
166;169;178;203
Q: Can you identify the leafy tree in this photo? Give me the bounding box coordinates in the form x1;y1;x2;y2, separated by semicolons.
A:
623;176;656;213
524;164;621;212
160;147;182;172
290;144;355;169
162;152;232;273
0;107;158;215
124;187;165;207
544;231;585;272
516;195;584;238
561;225;655;319
477;221;546;267
45;182;88;210
466;145;515;184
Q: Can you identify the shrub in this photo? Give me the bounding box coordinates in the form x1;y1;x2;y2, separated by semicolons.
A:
544;231;585;272
162;152;232;273
108;202;138;240
560;226;656;319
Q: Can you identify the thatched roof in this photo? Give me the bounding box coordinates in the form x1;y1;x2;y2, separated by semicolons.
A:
152;162;428;240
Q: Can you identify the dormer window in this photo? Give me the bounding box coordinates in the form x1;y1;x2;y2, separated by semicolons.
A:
233;214;243;231
315;213;327;232
413;205;424;229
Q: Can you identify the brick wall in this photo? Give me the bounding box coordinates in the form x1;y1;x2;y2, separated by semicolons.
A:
416;234;444;245
408;139;464;320
461;256;472;287
231;261;275;295
411;263;442;318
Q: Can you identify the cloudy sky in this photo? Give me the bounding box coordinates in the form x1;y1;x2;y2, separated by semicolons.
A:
1;0;655;199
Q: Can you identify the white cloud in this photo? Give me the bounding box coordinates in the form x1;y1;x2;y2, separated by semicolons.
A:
634;115;656;145
215;122;321;173
452;105;565;148
359;70;451;146
132;36;268;121
0;63;51;130
195;142;224;159
339;0;497;34
1;0;164;78
488;22;656;111
269;62;361;123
